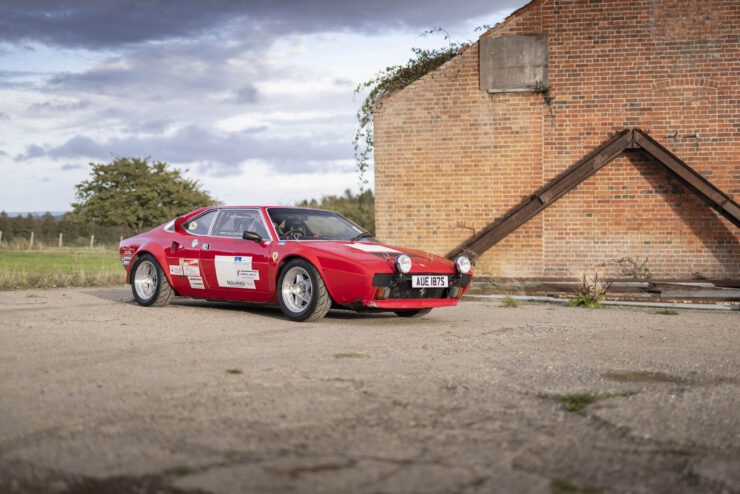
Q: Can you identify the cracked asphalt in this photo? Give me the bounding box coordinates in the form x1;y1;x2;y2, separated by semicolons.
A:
0;287;738;493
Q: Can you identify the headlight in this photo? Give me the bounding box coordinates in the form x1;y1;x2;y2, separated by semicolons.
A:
396;254;412;274
455;256;471;274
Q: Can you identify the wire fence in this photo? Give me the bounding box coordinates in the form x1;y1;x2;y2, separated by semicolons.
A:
0;229;135;251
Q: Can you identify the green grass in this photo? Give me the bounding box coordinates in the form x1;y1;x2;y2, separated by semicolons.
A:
502;295;521;308
552;478;602;494
602;371;693;385
164;465;196;476
334;353;369;359
655;309;679;315
556;393;619;412
0;249;125;290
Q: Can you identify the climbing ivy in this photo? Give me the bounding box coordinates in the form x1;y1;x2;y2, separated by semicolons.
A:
353;29;464;189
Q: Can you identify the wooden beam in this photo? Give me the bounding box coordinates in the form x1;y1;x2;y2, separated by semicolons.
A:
446;130;632;259
446;128;739;261
633;129;740;228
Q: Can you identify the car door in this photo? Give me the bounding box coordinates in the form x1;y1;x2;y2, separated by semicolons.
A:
198;208;274;302
164;209;218;296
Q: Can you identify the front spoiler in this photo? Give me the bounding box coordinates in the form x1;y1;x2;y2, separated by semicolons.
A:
360;298;459;309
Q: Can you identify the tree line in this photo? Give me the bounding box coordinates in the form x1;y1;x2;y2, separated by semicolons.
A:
0;211;136;247
1;157;375;247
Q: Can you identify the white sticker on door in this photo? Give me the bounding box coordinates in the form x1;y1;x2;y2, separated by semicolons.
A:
180;259;200;277
188;276;204;289
169;264;183;276
215;256;260;289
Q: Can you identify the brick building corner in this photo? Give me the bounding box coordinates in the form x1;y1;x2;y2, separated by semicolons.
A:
373;0;739;280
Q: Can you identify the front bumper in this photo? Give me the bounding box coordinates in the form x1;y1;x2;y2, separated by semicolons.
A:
361;298;459;309
367;272;472;305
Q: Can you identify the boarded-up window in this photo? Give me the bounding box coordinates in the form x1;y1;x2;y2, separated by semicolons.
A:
479;34;548;93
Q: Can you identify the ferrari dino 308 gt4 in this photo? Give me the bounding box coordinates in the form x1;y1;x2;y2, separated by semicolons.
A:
120;206;472;321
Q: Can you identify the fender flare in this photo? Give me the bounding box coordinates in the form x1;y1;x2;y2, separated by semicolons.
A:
126;241;174;286
274;251;339;304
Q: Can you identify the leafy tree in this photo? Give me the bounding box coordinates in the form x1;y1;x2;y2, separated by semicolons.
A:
0;211;11;237
297;189;374;234
72;157;219;232
39;212;57;238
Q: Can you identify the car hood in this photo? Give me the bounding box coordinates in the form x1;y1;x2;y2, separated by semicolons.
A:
292;240;456;274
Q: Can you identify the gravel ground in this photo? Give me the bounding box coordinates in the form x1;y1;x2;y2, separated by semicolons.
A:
0;287;738;494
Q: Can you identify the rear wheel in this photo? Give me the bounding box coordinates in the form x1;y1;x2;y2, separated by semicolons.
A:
277;259;331;322
131;254;174;307
394;308;433;318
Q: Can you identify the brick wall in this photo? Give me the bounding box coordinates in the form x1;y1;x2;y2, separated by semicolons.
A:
374;0;740;279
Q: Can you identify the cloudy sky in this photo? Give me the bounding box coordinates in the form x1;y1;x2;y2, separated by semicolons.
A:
0;0;519;213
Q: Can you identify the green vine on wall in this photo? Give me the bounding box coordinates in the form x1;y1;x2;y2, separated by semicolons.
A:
534;80;555;106
353;28;464;189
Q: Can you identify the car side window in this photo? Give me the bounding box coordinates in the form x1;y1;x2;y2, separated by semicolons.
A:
184;210;217;236
212;209;270;239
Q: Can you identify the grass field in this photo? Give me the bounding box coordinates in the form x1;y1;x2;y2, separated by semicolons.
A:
0;249;125;289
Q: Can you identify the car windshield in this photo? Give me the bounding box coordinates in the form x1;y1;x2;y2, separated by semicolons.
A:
267;208;367;241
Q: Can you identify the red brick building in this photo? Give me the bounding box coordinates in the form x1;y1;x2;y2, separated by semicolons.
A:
374;0;739;279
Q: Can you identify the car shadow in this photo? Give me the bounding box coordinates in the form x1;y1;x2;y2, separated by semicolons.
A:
85;286;400;321
171;298;398;321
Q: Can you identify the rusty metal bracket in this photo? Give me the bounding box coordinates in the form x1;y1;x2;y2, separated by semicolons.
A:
446;128;739;260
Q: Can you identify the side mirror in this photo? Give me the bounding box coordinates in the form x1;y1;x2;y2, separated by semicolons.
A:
242;231;262;242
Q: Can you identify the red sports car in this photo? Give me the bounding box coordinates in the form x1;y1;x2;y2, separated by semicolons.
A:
119;206;472;321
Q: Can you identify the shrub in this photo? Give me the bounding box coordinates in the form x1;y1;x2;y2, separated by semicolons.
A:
569;273;612;308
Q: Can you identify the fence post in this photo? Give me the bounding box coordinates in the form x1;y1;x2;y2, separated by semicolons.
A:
119;235;123;244
0;230;3;244
59;233;63;248
29;231;34;249
89;234;95;248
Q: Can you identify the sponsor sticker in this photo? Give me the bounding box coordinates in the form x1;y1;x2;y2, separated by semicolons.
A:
215;255;259;289
237;269;259;279
169;264;184;276
188;221;198;231
271;252;279;262
181;259;200;277
191;239;198;248
188;276;204;289
278;241;286;246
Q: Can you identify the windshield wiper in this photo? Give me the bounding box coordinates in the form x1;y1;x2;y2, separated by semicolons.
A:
350;232;373;242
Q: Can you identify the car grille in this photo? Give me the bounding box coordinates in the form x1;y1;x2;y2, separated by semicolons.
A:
371;273;471;300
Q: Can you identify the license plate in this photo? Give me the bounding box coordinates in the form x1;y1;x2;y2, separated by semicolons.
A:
412;275;448;288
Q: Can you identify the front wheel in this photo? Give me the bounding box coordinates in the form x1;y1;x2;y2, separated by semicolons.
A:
394;308;433;318
131;254;174;307
277;259;331;322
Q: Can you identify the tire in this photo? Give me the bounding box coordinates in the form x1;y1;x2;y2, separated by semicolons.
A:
277;259;331;322
131;253;174;307
394;308;433;318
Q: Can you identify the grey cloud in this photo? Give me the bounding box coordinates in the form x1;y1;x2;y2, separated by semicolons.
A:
46;124;351;173
0;112;9;119
49;136;108;159
125;118;175;135
60;163;83;171
15;144;46;161
333;78;353;87
46;40;271;99
232;85;259;104
0;1;520;49
27;100;90;113
0;150;7;156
